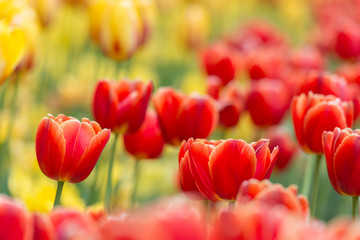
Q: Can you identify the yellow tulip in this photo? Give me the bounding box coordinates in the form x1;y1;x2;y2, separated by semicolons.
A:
134;0;157;46
89;0;142;61
0;21;26;85
26;0;62;27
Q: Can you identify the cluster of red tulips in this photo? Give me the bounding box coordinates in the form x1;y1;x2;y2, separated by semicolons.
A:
4;0;360;239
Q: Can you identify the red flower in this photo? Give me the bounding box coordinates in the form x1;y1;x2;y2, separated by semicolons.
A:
124;110;165;159
179;138;279;201
92;79;153;133
237;179;309;218
51;208;102;240
201;42;238;86
334;21;360;60
246;79;290;127
33;213;55;240
289;47;324;71
297;71;348;100
35;114;111;183
153;87;218;145
291;92;353;154
0;195;32;240
323;127;360;196
265;127;298;170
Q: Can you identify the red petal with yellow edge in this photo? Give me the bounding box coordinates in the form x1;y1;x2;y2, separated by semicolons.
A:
303;102;349;153
69;128;111;183
35;117;66;181
188;142;219;201
60;120;95;182
333;134;360;196
209;139;256;200
251;139;271;179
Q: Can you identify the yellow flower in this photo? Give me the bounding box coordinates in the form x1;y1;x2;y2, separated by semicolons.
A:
134;0;157;46
0;21;26;84
89;0;142;61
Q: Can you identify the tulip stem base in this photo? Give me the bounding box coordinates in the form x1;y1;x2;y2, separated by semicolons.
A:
53;181;64;209
310;154;322;216
131;159;140;208
104;133;119;212
353;196;359;220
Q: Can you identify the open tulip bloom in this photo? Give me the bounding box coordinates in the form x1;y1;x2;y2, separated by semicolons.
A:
323;127;360;219
178;138;279;202
291;91;353;216
35;114;111;208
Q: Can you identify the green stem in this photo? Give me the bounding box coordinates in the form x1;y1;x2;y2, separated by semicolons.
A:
131;159;140;208
301;154;316;198
353;196;359;220
6;74;20;140
310;154;322;216
104;133;119;212
53;181;64;209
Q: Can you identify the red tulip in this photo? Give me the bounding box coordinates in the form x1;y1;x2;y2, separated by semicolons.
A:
33;213;55;240
237;179;309;218
0;195;32;240
179;138;279;201
124;110;165;159
337;62;360;85
289;47;324;71
217;82;244;128
51;208;102;240
153;87;218;145
297;71;348;100
246;79;290;127
265;127;298;170
206;75;222;100
323;127;360;196
334;21;360;60
35;114;111;183
291;92;353;154
92;79;153;133
201;42;238;86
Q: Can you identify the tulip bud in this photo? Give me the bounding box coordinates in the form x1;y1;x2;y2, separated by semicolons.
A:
35;114;111;183
323;127;360;196
179;138;279;201
89;0;142;61
124;110;165;159
246;79;290;127
92;79;153;134
291;92;353;154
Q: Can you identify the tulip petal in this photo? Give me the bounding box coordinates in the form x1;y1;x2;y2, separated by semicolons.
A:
291;93;307;149
209;140;257;200
60;120;95;181
35;117;66;181
251;139;270;179
188;142;219;201
179;151;202;196
303;102;349;153
333;134;360;195
265;146;279;179
69;129;111;183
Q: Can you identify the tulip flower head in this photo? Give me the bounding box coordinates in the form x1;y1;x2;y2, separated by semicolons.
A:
124;109;165;159
323;127;360;196
35;114;111;183
153;87;218;145
92;79;153;134
178;138;279;201
291;92;353;154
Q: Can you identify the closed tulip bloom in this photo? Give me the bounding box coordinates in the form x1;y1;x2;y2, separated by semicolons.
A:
92;79;153;133
179;138;278;201
27;0;62;27
153;87;218;145
291;92;353;154
246;79;290;127
0;21;26;84
35;114;111;183
124;110;165;159
297;71;348;100
323;127;360;196
89;0;141;61
134;0;156;47
334;21;360;60
0;195;32;240
201;42;238;86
